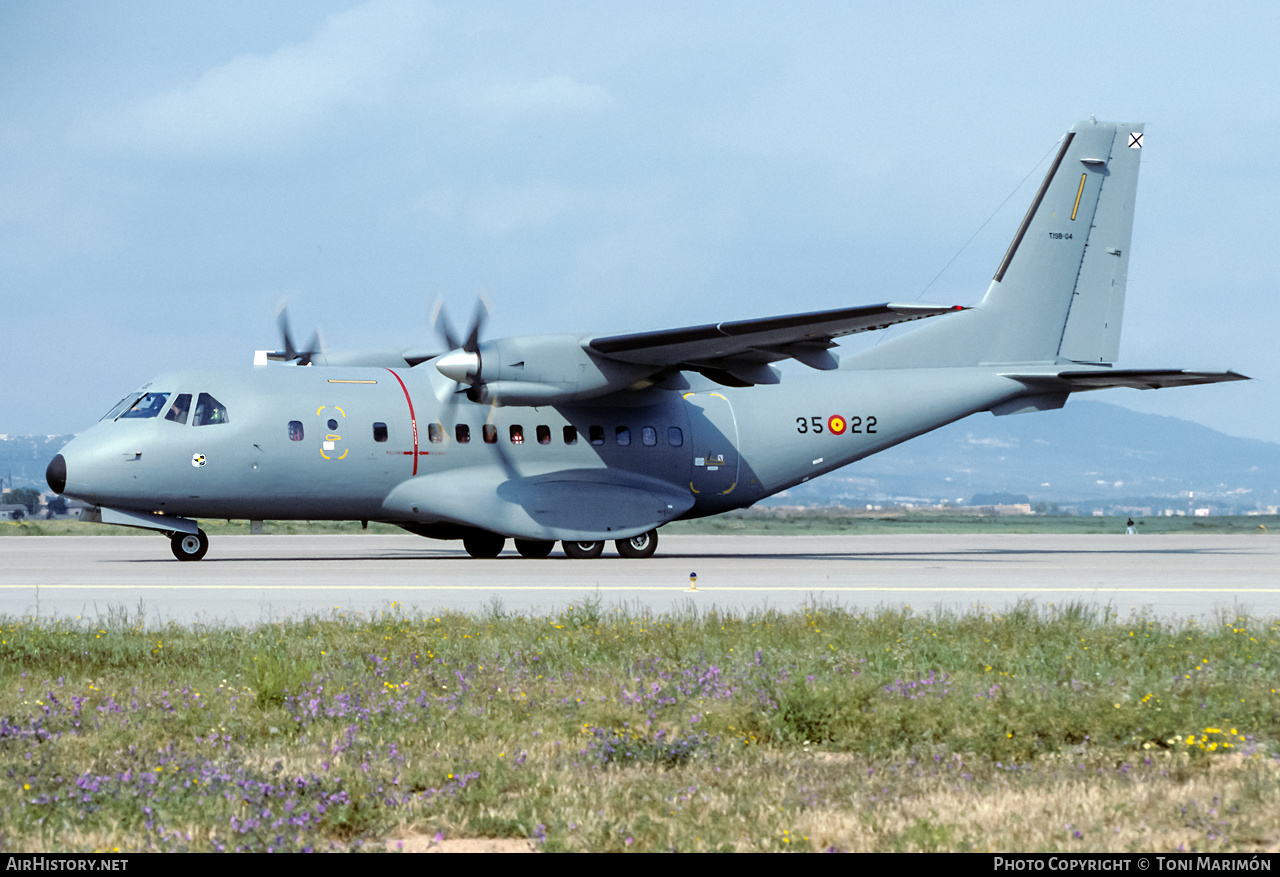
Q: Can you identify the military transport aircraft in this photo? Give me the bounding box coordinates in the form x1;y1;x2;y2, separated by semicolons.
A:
46;119;1246;561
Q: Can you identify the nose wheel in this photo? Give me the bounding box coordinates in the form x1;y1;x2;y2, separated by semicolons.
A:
170;528;210;562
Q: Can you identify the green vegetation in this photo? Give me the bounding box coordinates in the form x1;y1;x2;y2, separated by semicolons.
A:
1;601;1277;852
665;510;1280;536
4;511;1279;538
0;519;408;537
2;488;42;515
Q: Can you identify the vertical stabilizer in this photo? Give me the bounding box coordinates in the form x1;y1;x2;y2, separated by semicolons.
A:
847;119;1145;370
1054;123;1144;363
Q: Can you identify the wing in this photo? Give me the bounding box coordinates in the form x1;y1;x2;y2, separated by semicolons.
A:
587;302;964;383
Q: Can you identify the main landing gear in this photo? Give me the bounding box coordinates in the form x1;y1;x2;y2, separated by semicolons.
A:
170;528;210;562
460;529;659;559
562;540;605;559
614;529;658;559
514;539;555;558
563;529;658;559
462;531;506;558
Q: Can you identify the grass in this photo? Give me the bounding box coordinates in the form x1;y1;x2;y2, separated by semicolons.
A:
1;600;1277;852
5;511;1279;538
663;510;1280;536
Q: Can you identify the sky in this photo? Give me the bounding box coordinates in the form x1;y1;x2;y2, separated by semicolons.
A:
2;0;1277;442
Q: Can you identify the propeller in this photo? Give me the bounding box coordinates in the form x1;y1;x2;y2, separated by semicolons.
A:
431;296;489;399
267;306;322;366
429;295;519;478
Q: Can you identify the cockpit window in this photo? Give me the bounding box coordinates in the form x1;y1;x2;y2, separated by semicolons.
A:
192;393;230;426
102;392;145;421
119;392;171;419
165;394;192;425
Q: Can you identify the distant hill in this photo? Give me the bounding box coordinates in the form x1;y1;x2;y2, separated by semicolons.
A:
761;401;1280;513
0;434;74;493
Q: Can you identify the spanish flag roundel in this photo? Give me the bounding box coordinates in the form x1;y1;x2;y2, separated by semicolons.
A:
827;415;847;435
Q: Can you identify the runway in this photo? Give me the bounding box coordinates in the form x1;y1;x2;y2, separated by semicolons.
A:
1;533;1277;625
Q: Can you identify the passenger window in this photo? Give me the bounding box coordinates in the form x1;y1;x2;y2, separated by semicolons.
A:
483;424;497;444
563;426;578;445
616;426;631;446
428;423;444;444
165;394;192;425
668;427;683;447
120;392;170;419
510;425;524;444
289;421;305;441
373;422;388;442
642;426;657;446
589;425;605;446
537;425;551;445
192;393;229;426
456;424;470;443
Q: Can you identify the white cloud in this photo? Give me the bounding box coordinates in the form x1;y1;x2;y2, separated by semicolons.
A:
467;184;576;234
470;74;613;115
107;0;427;157
966;436;1019;448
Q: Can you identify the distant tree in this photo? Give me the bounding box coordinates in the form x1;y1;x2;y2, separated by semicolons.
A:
2;488;41;515
970;492;1031;506
47;496;69;516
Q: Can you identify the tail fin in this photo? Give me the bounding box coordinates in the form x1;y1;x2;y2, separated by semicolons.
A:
849;119;1145;369
984;119;1144;363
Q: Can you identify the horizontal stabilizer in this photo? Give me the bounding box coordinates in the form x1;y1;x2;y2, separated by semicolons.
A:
1006;368;1250;392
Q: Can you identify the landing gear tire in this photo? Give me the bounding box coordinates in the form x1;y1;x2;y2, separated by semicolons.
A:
170;528;210;562
463;531;506;558
615;529;658;559
562;540;604;559
514;539;555;558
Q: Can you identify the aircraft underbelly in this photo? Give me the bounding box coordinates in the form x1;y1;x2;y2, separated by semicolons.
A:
380;466;694;541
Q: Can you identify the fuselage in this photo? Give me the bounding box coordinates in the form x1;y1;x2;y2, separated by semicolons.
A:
50;359;1028;539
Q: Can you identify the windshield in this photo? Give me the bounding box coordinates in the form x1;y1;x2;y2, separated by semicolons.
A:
101;392;145;421
118;392;171;419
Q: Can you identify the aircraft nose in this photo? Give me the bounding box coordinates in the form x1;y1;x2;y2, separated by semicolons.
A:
46;454;67;494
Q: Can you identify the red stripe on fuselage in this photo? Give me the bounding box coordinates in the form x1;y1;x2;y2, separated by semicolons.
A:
385;368;419;475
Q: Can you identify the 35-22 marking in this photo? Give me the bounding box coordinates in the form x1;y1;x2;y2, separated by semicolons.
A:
796;415;876;435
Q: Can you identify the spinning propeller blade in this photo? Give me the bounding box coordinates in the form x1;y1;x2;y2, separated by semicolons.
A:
268;306;322;365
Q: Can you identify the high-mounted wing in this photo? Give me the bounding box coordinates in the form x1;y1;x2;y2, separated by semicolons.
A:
588;302;964;378
430;301;967;405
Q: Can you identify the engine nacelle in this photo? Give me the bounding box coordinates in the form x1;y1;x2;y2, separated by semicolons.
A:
435;334;672;406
